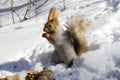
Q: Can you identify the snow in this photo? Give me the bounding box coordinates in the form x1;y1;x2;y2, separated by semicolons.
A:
0;0;120;80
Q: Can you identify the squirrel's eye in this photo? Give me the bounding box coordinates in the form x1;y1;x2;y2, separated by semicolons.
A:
49;25;52;27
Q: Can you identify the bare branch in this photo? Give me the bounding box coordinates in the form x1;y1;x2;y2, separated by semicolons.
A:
14;11;22;22
36;0;37;23
35;0;48;10
62;0;66;11
22;0;32;21
0;15;2;28
28;0;31;19
10;0;15;23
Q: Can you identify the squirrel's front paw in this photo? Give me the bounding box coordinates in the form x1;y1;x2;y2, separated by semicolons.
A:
42;33;52;39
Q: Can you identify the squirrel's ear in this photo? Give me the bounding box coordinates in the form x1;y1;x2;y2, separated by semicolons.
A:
48;7;58;21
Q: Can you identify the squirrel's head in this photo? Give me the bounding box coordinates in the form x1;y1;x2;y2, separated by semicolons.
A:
43;7;59;33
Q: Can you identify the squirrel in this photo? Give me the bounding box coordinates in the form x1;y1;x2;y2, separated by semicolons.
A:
42;7;89;66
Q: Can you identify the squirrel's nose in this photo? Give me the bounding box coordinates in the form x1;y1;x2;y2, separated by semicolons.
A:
44;28;49;32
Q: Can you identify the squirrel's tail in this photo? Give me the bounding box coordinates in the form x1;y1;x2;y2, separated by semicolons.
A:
65;15;90;55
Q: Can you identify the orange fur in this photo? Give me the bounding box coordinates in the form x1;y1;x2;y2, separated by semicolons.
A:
48;7;55;20
42;33;52;39
43;7;59;33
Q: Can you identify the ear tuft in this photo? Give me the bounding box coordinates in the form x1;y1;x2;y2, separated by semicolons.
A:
48;7;57;20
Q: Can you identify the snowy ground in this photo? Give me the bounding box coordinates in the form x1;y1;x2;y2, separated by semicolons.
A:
0;0;120;80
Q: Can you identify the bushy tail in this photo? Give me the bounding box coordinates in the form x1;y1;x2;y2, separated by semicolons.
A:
65;15;90;55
